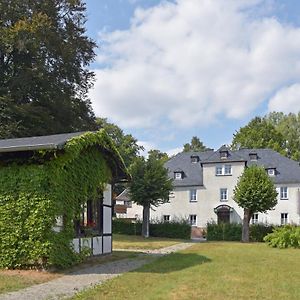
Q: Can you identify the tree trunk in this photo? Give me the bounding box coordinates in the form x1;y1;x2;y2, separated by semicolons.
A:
242;208;251;242
142;203;150;238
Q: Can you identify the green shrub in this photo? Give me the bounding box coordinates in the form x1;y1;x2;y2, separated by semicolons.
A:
113;218;190;239
264;225;300;248
150;220;191;239
207;222;275;242
113;219;142;235
250;224;274;242
207;222;242;241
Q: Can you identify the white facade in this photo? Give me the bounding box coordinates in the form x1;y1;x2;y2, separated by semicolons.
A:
125;160;300;227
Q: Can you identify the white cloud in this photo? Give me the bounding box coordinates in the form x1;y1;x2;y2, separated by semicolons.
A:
90;0;300;129
137;140;156;156
268;84;300;113
166;147;182;157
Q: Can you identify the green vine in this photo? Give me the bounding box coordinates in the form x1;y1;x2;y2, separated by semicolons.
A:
0;130;127;269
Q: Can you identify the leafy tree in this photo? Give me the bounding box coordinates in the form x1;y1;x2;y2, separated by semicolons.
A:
231;117;286;154
148;149;169;162
266;112;300;161
233;165;278;242
96;118;143;168
183;136;210;152
129;155;173;238
0;0;97;138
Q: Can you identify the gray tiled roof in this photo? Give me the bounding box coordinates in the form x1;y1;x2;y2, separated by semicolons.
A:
0;132;86;153
166;148;300;186
165;150;214;187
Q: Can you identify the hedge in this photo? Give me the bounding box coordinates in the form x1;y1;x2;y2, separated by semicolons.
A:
113;219;191;239
207;222;275;242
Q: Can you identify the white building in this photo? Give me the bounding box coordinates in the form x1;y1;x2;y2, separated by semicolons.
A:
122;146;300;236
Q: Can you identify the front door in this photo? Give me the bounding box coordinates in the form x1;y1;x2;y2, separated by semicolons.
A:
217;209;230;224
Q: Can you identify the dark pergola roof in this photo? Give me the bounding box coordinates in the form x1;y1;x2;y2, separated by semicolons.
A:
0;132;85;153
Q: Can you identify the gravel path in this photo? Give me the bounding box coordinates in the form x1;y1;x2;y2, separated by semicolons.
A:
0;242;193;300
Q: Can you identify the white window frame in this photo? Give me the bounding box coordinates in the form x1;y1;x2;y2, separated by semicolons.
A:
216;165;232;176
191;156;199;163
267;169;275;176
189;214;197;226
163;215;170;222
251;213;259;224
220;188;228;201
174;172;182;180
280;187;288;200
280;213;288;225
224;164;232;175
190;189;197;202
220;151;228;159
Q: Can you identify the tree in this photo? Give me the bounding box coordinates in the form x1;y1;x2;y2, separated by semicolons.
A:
96;118;143;168
266;112;300;161
0;0;97;138
233;165;278;242
231;117;286;154
148;149;169;162
129;155;173;238
183;136;210;152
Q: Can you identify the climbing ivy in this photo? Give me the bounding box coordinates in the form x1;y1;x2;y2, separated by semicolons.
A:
0;130;126;269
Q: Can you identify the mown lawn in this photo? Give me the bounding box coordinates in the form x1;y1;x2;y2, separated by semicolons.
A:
0;251;136;295
113;234;184;250
73;242;300;300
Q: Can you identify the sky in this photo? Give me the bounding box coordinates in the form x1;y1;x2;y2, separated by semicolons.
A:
84;0;300;156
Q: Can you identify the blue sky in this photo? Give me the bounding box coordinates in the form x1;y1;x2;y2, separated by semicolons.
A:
84;0;300;155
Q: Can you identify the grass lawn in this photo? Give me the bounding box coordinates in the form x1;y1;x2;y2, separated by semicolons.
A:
73;242;300;300
113;234;184;250
0;251;136;295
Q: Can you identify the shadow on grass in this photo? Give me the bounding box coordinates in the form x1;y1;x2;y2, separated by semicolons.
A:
134;252;211;274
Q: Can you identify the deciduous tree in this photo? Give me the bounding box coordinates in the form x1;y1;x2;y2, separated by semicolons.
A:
129;154;173;238
0;0;97;138
183;136;210;152
233;165;277;242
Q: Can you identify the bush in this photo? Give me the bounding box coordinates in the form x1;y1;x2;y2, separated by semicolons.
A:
150;220;191;239
207;222;275;242
207;222;242;241
264;225;300;248
250;224;274;242
113;218;190;239
113;219;142;235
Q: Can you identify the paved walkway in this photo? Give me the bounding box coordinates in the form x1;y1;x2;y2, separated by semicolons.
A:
0;242;193;300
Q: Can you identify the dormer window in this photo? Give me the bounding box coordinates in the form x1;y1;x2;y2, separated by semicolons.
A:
267;168;276;176
174;172;183;179
220;151;228;159
191;155;200;163
249;153;258;161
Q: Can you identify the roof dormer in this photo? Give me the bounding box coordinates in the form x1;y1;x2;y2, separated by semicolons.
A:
190;155;200;163
266;168;276;176
220;150;229;159
249;153;258;161
174;170;184;180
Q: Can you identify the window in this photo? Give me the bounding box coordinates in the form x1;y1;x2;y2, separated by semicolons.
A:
163;215;170;222
191;156;200;163
190;189;197;202
267;168;276;176
216;166;223;175
280;187;288;200
220;188;228;201
281;213;288;225
124;201;132;208
220;151;228;159
251;213;259;224
224;165;232;175
249;153;258;161
174;172;182;179
216;165;232;176
189;214;197;226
